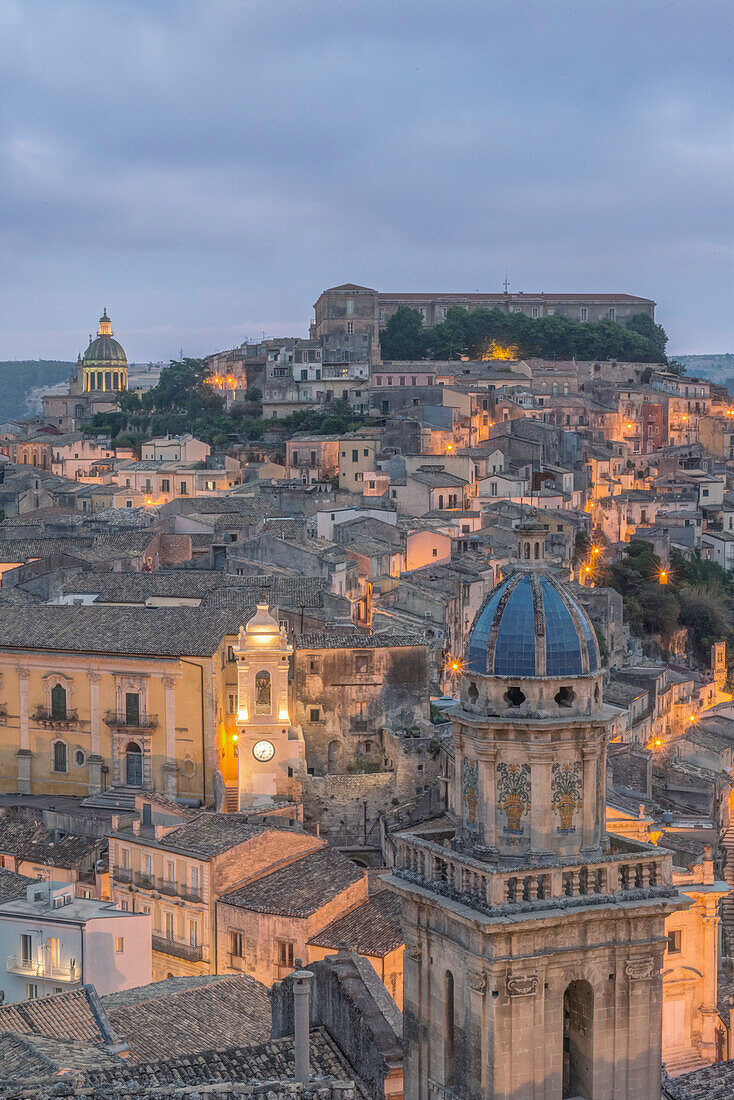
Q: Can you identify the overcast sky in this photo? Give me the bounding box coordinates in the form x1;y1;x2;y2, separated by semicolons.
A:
1;0;732;362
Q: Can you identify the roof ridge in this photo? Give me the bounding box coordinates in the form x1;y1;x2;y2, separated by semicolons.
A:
83;984;124;1049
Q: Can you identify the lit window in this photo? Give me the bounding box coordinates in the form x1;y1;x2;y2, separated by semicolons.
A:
667;930;682;954
115;937;124;953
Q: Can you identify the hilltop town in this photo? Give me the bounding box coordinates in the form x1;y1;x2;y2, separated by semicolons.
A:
0;286;733;1098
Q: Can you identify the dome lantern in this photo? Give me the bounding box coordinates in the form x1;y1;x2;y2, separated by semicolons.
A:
80;309;128;394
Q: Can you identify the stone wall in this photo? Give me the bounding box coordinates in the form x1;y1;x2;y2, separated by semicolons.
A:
302;735;442;852
273;952;403;1100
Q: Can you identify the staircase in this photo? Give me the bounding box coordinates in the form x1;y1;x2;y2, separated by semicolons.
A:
224;784;239;812
720;827;734;953
663;1048;708;1077
80;786;139;812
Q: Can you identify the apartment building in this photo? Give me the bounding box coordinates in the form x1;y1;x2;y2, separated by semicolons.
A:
109;798;324;979
0;871;149;1002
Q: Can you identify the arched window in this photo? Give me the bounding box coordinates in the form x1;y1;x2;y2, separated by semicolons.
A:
52;741;67;773
125;741;143;787
444;970;455;1086
534;542;540;559
255;671;271;714
105;371;112;390
51;683;67;720
113;372;119;390
524;541;531;559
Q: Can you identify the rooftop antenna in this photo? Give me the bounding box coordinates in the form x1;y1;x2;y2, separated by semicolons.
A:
503;272;509;294
180;347;184;362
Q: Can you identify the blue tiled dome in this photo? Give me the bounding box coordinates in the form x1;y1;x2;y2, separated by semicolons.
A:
466;572;599;678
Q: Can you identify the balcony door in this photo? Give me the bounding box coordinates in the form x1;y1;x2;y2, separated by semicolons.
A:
125;692;140;726
20;933;32;967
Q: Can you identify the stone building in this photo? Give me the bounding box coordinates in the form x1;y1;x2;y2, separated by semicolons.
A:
292;631;429;776
312;284;656;365
109;796;322;979
386;523;686;1100
216;845;366;986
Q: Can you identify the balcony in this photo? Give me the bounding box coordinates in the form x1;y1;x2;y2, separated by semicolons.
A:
391;832;675;917
7;954;80;983
131;870;202;902
33;706;79;727
104;710;158;729
152;935;203;962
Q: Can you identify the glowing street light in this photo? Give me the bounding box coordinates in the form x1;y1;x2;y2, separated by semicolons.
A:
659;569;668;584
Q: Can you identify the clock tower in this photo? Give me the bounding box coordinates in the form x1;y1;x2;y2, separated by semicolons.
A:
234;601;305;808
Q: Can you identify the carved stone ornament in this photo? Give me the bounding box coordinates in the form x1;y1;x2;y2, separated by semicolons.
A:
467;970;487;994
406;944;422;962
625;957;654;981
507;973;539;997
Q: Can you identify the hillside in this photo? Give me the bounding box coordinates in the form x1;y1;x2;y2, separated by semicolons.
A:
674;353;734;387
0;361;73;423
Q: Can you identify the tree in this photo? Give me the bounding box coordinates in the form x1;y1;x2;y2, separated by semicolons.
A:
426;307;469;360
379;306;427;360
626;313;668;362
667;358;687;376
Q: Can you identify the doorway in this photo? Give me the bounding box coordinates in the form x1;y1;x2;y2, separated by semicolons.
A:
563;980;594;1099
125;741;143;787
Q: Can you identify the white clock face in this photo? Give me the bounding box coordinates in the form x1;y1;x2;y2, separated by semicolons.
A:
252;740;275;762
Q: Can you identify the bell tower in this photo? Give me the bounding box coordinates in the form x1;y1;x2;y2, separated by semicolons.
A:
234;601;305;808
387;524;686;1100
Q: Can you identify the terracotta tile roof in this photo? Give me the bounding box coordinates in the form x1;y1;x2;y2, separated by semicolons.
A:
0;816;100;867
0;1032;122;1078
382;291;654;303
295;630;425;650
220;848;365;917
0;604;248;658
112;812;265;858
86;1027;366;1095
662;1060;734;1098
0;866;34;904
102;974;270;1064
0;986;116;1044
308;891;403;957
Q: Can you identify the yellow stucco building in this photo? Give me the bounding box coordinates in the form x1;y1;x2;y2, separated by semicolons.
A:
0;603;246;804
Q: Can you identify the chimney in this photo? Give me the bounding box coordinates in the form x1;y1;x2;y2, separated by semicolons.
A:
292;960;314;1085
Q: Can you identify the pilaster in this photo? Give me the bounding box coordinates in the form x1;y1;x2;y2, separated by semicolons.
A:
162;674;177;795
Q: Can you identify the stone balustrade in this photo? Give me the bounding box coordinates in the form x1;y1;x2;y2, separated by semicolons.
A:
393;831;674;913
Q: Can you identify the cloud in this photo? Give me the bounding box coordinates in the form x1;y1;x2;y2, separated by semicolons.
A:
0;0;733;358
